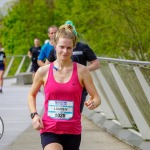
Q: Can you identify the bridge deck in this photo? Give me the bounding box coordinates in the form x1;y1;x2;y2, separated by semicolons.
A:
0;78;137;150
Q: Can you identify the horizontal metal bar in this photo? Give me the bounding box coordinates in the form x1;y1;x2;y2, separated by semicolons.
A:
98;57;150;66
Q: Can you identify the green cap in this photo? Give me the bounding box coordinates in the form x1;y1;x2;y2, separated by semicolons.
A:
65;20;77;36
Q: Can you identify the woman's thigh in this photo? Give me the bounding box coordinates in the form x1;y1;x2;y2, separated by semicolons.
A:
61;134;81;150
41;132;81;150
44;143;63;150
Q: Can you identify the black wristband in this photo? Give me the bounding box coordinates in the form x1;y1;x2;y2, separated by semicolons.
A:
30;112;38;119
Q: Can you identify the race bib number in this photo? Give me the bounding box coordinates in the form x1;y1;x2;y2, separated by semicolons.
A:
48;100;74;120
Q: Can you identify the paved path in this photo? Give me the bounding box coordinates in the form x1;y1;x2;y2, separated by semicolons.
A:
0;78;137;150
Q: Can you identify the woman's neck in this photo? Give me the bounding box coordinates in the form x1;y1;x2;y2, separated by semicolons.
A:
53;59;72;71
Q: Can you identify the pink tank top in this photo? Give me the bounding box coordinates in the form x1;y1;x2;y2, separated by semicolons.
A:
40;62;83;134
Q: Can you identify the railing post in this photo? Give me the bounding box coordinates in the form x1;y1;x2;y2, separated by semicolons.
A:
15;55;27;76
4;57;14;78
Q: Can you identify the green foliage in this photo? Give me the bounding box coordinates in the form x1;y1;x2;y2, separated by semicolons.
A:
0;12;4;22
52;0;150;60
0;0;150;60
0;0;55;55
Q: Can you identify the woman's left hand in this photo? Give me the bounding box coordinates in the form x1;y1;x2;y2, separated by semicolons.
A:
84;97;96;110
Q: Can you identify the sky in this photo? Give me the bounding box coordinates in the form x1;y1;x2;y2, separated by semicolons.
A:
0;0;17;8
0;0;17;16
0;0;8;8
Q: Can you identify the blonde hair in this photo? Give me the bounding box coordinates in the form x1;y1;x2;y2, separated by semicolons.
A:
54;24;77;47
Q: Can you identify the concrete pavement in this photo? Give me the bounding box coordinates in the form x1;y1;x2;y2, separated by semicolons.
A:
0;78;137;150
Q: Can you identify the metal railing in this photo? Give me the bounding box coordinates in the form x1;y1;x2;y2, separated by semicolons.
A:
4;55;31;78
91;57;150;143
4;55;150;149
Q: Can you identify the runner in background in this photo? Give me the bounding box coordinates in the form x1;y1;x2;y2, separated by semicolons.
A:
28;38;41;81
0;42;6;93
37;25;57;67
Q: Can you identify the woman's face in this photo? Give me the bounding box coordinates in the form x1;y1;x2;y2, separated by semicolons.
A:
56;38;73;60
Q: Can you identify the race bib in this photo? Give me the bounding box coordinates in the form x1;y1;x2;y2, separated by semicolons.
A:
48;100;74;120
73;51;83;55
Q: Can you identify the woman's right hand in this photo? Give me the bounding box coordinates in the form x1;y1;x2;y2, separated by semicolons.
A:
32;115;44;130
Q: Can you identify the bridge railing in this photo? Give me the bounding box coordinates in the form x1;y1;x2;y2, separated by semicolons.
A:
4;55;31;78
4;55;150;147
91;57;150;142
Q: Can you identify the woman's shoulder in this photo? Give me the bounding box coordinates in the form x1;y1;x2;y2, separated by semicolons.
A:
76;62;89;73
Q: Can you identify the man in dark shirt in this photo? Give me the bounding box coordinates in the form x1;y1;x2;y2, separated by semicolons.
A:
45;21;100;112
28;38;41;81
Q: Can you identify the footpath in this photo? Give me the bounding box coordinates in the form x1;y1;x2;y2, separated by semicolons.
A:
0;78;137;150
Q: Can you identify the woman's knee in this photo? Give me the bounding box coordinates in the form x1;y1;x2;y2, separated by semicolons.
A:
44;143;63;150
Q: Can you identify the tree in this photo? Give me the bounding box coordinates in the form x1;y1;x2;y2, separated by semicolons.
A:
0;0;55;55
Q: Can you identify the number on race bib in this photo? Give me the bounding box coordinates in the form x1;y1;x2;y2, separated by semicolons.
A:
55;113;66;118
